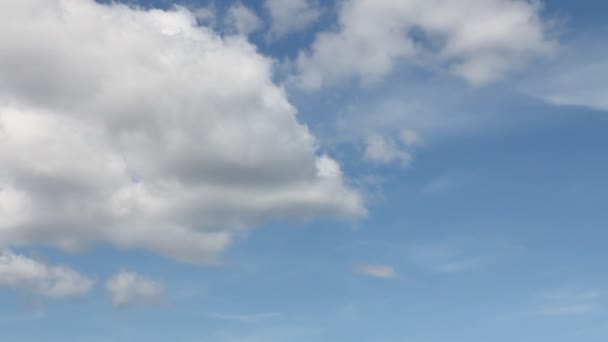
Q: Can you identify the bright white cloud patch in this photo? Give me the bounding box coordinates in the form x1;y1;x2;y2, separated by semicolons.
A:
106;271;164;307
354;263;398;279
0;0;364;264
296;0;554;89
0;249;94;298
265;0;321;39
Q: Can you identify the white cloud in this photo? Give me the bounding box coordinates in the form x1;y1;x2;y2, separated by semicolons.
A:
225;2;263;36
265;0;321;39
363;134;412;167
106;271;164;307
296;0;554;90
0;249;94;298
0;0;364;264
354;263;398;279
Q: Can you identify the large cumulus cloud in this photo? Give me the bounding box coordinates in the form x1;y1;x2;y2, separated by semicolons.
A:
0;0;364;263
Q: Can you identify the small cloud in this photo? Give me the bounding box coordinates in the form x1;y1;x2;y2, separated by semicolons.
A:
105;271;165;307
209;312;282;323
0;249;95;299
191;6;216;27
265;0;321;40
354;263;398;279
400;129;422;147
224;2;263;36
363;134;412;167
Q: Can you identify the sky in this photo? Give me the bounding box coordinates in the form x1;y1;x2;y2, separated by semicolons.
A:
0;0;607;341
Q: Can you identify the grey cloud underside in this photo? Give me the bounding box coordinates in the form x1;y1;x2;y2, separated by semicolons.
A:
0;0;364;263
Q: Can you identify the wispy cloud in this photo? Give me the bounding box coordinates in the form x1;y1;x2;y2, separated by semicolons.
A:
433;258;485;274
362;134;412;167
354;263;398;279
535;303;598;316
532;288;604;317
520;32;608;111
209;312;282;323
0;311;46;323
541;289;603;302
422;176;460;195
105;271;165;307
0;249;95;299
408;240;487;274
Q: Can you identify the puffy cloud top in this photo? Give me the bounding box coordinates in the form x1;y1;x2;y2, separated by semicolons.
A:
296;0;555;89
0;0;364;264
0;249;94;298
106;271;164;307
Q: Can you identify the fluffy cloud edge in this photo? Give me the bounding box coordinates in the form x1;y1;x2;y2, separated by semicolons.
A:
0;249;95;299
354;263;399;279
106;271;165;307
295;0;556;90
0;0;365;264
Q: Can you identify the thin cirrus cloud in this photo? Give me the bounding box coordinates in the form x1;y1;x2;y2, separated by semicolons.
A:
295;0;555;90
0;0;365;264
210;312;282;323
520;35;608;111
0;249;95;299
105;271;165;307
354;263;399;279
535;303;598;316
408;240;487;274
532;288;604;317
422;175;461;195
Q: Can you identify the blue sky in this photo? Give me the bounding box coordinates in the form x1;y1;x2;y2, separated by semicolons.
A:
0;0;607;341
